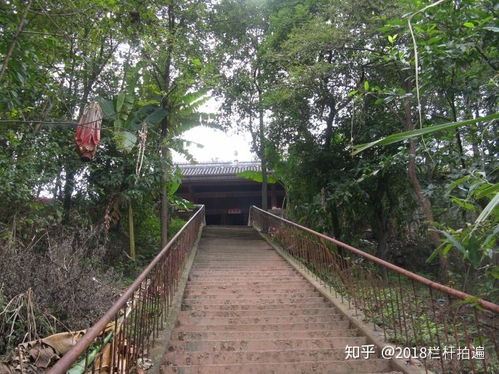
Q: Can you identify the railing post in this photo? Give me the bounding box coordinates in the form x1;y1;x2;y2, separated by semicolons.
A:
247;205;252;227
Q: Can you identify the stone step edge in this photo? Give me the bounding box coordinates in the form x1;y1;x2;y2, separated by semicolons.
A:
171;332;359;340
162;358;392;367
181;308;340;314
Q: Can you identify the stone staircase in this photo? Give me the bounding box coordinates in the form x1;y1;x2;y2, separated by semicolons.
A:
161;226;401;374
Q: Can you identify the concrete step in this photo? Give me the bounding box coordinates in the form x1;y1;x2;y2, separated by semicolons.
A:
186;280;311;287
167;337;367;352
192;262;289;266
161;359;393;373
195;256;277;258
193;263;282;266
188;275;299;280
190;270;298;276
191;268;293;271
181;308;339;318
183;292;320;299
171;329;359;341
185;285;315;291
182;296;328;305
177;314;343;326
189;276;300;280
196;256;277;258
183;289;319;297
184;287;318;293
186;278;304;284
181;302;330;311
172;321;351;332
163;348;357;365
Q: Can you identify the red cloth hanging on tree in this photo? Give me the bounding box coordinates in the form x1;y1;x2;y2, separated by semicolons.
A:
74;102;103;161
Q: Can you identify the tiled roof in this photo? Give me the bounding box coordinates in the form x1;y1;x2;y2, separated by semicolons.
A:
178;162;261;177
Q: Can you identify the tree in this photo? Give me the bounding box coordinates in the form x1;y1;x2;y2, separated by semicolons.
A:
211;0;274;209
139;0;214;247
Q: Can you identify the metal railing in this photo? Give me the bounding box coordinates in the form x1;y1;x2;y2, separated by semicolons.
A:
249;206;498;374
48;205;205;374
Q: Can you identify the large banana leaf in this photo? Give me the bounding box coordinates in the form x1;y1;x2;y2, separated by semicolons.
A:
114;130;137;152
169;138;201;163
171;112;219;137
95;97;115;120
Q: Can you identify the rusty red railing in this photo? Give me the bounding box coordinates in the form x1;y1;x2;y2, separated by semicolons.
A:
249;206;498;374
48;205;205;374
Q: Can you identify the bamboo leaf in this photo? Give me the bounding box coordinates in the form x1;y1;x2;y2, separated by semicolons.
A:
351;113;499;155
472;193;499;231
475;183;499;199
441;231;467;256
450;196;477;211
483;224;499;248
446;175;472;195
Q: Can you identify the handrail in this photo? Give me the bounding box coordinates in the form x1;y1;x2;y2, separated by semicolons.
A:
250;206;498;313
249;205;498;373
48;205;205;374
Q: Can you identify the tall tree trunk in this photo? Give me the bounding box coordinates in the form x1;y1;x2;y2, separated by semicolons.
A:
159;4;175;248
370;176;390;259
160;142;169;248
258;105;268;210
463;96;481;162
323;97;337;151
128;201;136;261
328;201;342;240
448;95;467;170
403;95;449;282
53;172;61;200
62;167;76;223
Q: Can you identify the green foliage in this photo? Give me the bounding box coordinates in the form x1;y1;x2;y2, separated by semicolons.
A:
169;167;195;211
168;218;187;239
428;172;498;288
236;170;278;184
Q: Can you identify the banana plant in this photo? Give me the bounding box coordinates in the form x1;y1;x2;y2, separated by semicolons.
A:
96;67;169;261
164;87;220;149
96;83;219;259
96;88;168;153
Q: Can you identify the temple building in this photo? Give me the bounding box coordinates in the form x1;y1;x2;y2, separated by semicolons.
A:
177;162;285;225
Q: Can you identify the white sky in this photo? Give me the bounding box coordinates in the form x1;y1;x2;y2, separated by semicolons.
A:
172;126;256;163
172;97;257;163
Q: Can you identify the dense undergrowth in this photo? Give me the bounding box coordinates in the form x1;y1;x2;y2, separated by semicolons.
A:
0;201;186;359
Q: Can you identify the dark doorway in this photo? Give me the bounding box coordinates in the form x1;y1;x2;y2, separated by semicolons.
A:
206;214;222;225
227;213;245;225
